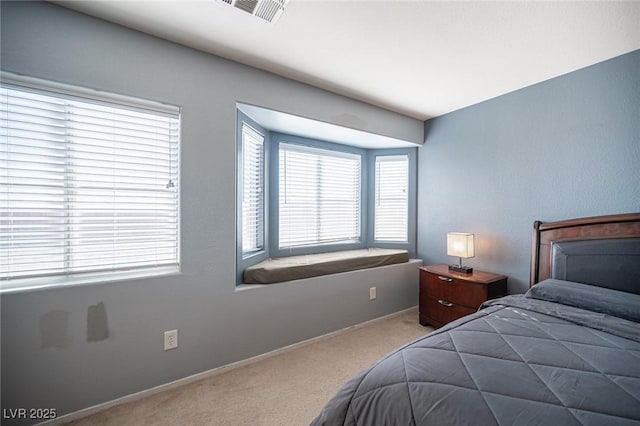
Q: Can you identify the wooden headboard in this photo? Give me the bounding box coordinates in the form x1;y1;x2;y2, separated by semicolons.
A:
530;213;640;287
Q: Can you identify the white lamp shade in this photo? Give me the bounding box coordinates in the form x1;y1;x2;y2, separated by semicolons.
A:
447;233;475;258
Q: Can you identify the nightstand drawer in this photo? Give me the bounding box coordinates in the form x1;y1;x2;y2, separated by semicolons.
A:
422;296;476;327
422;270;488;309
419;265;508;328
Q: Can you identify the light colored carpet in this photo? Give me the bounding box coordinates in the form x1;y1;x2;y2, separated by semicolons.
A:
67;307;432;426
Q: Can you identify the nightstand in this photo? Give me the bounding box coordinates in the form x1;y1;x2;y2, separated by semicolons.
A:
419;264;507;328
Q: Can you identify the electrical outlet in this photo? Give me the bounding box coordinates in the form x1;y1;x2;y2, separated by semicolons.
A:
369;287;377;300
164;329;178;350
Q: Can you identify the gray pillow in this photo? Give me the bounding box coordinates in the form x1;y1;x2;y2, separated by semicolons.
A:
526;279;640;323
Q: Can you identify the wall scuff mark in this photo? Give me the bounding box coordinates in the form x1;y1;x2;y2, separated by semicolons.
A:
87;302;109;342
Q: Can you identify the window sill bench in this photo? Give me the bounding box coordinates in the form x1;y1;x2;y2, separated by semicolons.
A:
242;248;409;284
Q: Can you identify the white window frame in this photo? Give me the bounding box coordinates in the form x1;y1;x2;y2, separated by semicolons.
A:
366;148;416;254
276;141;362;251
1;73;181;293
240;122;266;256
269;135;366;257
236;112;269;283
374;154;409;243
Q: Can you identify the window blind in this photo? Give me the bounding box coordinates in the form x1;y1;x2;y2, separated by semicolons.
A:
279;143;360;248
374;155;408;242
241;123;265;254
1;83;180;283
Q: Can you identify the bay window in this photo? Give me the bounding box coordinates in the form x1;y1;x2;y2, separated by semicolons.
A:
236;108;415;284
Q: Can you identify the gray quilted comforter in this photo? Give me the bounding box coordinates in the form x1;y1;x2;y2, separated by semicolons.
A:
311;292;640;425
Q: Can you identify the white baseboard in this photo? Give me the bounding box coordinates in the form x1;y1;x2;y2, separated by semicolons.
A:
41;306;418;425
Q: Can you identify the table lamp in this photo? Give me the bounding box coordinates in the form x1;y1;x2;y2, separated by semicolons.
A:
447;232;474;274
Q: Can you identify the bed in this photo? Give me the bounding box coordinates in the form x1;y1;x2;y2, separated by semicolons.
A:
311;213;640;425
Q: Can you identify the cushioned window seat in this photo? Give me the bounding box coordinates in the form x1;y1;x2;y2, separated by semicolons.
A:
243;248;409;284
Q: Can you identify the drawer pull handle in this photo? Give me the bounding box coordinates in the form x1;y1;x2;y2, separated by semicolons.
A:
437;276;453;282
438;299;454;307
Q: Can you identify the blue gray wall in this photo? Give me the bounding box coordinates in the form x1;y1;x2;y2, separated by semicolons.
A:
0;2;423;420
418;49;640;294
2;0;639;419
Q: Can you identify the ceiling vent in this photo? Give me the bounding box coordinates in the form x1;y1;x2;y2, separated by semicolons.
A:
219;0;288;24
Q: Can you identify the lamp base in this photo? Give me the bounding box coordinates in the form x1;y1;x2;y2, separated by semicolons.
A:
449;265;473;274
